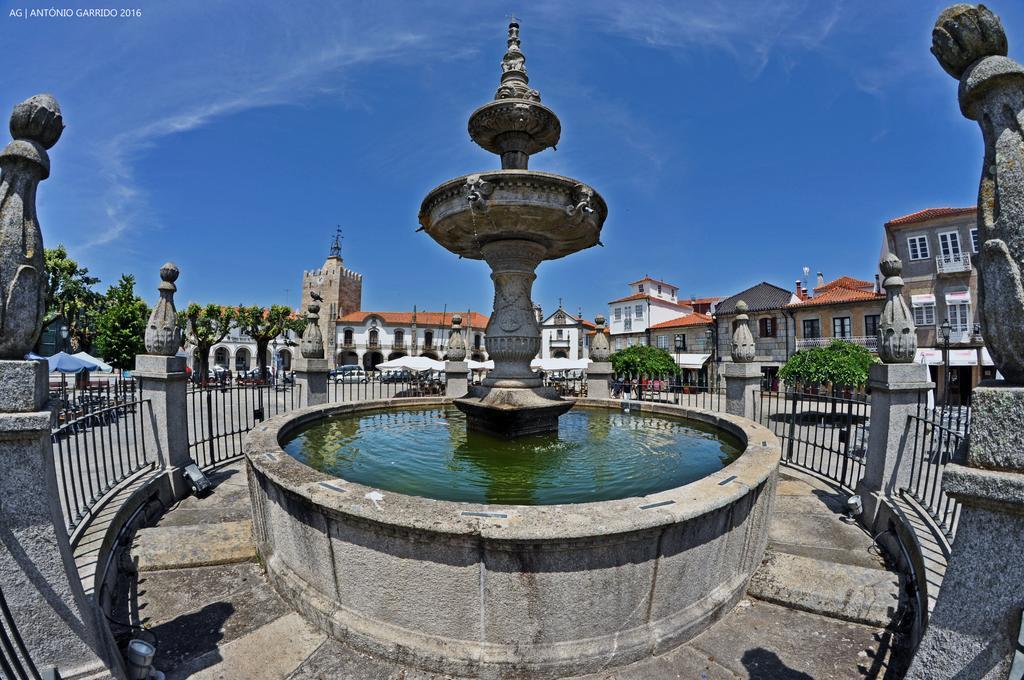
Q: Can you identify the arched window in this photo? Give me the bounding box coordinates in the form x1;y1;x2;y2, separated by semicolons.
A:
394;329;404;346
343;328;353;345
369;329;379;346
474;333;482;349
424;330;434;348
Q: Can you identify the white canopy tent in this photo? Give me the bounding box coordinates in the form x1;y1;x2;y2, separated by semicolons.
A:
530;358;590;372
466;359;494;370
73;351;113;373
375;355;445;372
674;353;711;370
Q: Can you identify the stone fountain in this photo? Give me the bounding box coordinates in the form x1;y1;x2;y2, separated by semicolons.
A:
418;21;608;437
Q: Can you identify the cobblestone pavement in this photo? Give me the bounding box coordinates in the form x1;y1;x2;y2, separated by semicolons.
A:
128;462;906;679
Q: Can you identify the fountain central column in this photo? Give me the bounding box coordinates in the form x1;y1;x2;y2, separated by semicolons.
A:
480;239;545;388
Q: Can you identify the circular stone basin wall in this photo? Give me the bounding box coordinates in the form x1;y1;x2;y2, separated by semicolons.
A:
243;397;781;679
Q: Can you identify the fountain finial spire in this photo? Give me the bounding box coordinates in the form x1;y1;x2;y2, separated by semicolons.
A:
496;20;540;102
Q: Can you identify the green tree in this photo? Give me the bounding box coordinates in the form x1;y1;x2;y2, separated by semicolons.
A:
236;305;303;381
778;340;877;389
610;344;680;377
183;304;235;385
44;245;103;352
94;275;150;370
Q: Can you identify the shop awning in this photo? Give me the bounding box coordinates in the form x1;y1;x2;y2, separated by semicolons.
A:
980;347;994;366
949;349;978;366
945;290;971;304
910;294;936;306
674;353;711;370
914;348;943;365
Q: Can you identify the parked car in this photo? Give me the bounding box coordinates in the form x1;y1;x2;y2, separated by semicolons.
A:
335;368;369;384
378;369;412;383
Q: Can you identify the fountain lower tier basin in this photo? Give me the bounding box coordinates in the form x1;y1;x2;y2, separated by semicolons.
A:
243;397;780;679
454;385;573;437
418;170;607;260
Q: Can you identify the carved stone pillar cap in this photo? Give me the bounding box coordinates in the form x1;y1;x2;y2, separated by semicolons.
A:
879;253;905;287
594;314;605;327
452;314;463;328
735;300;749;317
10;94;64;149
932;4;1007;79
159;261;179;291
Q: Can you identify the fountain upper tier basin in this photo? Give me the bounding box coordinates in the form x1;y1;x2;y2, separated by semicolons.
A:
418;170;607;260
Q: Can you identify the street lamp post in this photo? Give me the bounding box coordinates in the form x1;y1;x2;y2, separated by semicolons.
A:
940;318;952;409
674;334;684;399
271;338;278;385
705;327;714;391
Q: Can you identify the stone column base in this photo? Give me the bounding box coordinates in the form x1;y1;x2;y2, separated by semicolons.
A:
722;362;761;420
906;383;1024;678
445;361;468;398
293;357;330;407
587;362;613;400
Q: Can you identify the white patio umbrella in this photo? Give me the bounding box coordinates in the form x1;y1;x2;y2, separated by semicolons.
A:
375;355;445;372
530;358;590;372
73;351;114;372
466;359;494;370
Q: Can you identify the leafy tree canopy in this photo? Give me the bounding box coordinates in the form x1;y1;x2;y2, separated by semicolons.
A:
94;275;149;369
610;344;680;376
236;305;303;377
182;303;236;383
44;245;103;352
778;340;878;388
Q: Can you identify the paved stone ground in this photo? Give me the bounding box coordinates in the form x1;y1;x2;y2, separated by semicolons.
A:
130;463;908;679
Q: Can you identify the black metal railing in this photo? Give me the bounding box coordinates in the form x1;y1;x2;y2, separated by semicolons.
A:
328;370;444;402
542;372;587;397
611;374;725;412
187;381;302;469
0;583;42;680
49;377;137;429
901;398;968;539
50;396;153;538
755;388;871;490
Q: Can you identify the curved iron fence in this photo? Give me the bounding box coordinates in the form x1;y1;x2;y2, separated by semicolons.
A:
50;397;153;538
0;583;42;680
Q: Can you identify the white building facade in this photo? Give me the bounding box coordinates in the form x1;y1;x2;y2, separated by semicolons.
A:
608;276;694;351
538;306;594;360
335;310;490;370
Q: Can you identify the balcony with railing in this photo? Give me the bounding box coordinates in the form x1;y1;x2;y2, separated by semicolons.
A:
936;252;972;275
797;335;879;352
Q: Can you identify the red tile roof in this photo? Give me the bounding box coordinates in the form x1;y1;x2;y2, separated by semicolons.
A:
787;286;883;309
686;296;722;306
337;311;490;327
885;206;975;227
649;313;714;330
813;276;874;295
608;293;691;308
628;275;678;289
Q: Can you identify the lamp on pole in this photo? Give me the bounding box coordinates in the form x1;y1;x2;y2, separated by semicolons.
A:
271;338;279;385
674;334;684;395
704;327;714;390
940;318;952;409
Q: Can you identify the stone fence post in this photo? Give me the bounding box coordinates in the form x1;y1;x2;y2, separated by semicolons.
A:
294;291;329;406
586;315;612;399
855;254;931;528
909;7;1024;675
723;301;760;420
0;94;107;677
136;262;194;501
445;314;469;398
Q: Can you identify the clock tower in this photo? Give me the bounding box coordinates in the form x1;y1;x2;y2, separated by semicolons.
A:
301;229;362;367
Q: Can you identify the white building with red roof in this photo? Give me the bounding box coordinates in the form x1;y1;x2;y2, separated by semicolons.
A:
607;276;694;350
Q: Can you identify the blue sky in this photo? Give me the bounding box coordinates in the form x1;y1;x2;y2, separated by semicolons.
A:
3;0;1020;320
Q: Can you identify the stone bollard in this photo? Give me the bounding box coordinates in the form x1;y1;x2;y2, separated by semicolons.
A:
445;314;469;398
587;315;612;399
0;94;107;676
295;290;329;406
723;300;759;420
908;6;1024;676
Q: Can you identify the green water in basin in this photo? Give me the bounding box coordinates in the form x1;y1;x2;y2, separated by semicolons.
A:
281;406;744;505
